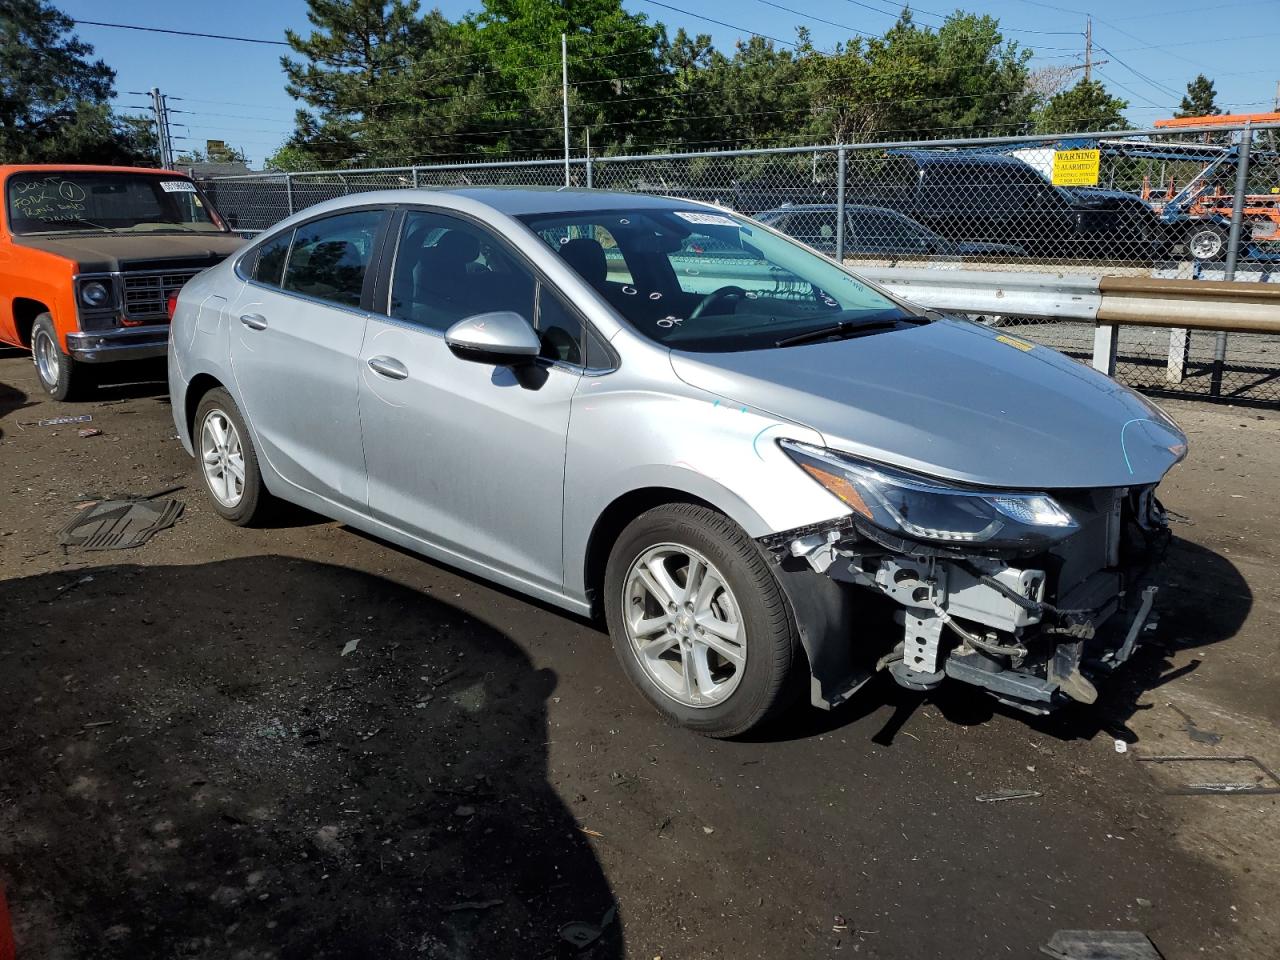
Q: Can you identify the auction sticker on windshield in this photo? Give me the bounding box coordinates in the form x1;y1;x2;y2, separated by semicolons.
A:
674;211;738;226
160;181;197;192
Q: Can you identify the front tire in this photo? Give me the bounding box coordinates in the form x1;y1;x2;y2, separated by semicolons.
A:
193;388;274;526
1188;224;1227;261
603;503;801;737
31;314;89;401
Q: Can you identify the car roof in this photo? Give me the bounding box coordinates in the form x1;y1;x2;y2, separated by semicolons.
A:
433;186;714;216
756;203;916;218
0;164;191;176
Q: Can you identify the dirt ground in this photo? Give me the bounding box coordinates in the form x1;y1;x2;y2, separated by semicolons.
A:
1;348;1278;960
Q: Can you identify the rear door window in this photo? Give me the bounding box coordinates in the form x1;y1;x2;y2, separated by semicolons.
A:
252;231;292;287
281;209;384;308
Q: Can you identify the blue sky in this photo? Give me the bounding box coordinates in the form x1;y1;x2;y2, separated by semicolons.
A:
58;0;1280;166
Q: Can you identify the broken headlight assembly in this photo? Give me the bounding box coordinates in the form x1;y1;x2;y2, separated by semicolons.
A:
779;440;1078;550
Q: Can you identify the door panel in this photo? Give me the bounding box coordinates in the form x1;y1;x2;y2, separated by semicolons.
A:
358;319;578;590
228;209;385;510
356;208;584;591
229;285;370;509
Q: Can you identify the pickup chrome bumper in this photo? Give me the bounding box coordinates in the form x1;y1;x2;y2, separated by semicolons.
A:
66;325;169;363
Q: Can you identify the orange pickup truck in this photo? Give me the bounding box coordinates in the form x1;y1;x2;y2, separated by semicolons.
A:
0;164;244;399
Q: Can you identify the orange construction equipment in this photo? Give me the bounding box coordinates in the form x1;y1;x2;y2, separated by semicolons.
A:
1154;111;1280;129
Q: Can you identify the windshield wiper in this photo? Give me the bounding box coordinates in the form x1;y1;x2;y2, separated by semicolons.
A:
775;315;923;348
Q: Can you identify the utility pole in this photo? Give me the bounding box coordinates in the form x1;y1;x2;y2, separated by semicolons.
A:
561;33;571;187
1084;17;1092;83
149;88;176;169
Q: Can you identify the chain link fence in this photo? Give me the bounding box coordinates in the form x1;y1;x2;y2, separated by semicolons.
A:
202;122;1280;404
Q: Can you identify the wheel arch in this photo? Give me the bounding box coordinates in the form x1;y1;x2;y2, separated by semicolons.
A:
582;484;769;621
184;372;226;442
12;298;51;348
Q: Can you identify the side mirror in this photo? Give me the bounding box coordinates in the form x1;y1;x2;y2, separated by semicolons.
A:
445;311;541;365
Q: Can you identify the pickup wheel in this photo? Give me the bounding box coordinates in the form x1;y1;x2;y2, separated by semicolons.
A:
603;503;802;738
1188;224;1228;261
193;388;274;526
31;314;89;401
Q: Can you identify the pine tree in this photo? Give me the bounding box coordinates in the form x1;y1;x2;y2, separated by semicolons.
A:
281;0;466;167
1175;74;1222;119
1035;79;1129;134
0;0;152;163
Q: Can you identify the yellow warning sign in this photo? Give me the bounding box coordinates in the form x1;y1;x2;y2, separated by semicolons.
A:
1051;148;1100;187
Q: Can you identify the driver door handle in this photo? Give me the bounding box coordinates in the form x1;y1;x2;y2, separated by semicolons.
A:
367;356;409;380
239;313;268;330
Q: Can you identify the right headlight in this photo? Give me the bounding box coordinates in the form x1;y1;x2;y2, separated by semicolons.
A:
79;280;112;308
779;439;1078;550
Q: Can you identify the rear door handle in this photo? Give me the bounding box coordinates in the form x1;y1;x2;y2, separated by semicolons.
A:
239;313;268;330
367;356;409;380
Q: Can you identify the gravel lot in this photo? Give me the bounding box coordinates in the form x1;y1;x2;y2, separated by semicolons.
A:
1;348;1277;960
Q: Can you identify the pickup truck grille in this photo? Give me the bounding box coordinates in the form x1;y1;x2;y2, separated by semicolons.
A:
122;269;202;321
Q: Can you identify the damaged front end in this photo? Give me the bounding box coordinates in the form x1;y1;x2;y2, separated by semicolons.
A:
764;441;1174;716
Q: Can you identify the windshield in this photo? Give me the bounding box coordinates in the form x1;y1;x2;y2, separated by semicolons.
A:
6;171;226;235
519;206;913;351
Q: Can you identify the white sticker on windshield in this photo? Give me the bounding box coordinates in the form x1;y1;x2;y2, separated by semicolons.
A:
673;211;737;226
160;180;197;193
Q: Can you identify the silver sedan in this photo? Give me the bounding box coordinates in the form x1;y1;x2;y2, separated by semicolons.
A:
169;188;1186;736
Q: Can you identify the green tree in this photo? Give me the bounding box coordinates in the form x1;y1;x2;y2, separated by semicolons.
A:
799;10;1035;144
1035;79;1129;133
460;0;665;157
1175;74;1221;119
176;142;249;165
282;0;466;166
0;0;152;163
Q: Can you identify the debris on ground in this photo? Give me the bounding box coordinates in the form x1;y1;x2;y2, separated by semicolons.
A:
77;427;102;438
976;789;1042;803
340;638;361;657
1136;755;1280;796
559;904;617;951
1115;739;1129;754
58;498;183;551
1167;703;1223;746
1040;929;1163;960
453;805;475;818
442;899;502;912
37;414;92;427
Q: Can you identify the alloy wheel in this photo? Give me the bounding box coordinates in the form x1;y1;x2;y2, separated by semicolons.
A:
622;543;746;708
200;409;246;508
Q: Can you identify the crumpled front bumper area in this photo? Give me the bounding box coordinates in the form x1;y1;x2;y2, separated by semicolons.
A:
766;486;1169;715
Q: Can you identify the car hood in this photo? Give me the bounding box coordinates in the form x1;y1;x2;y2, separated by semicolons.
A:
11;232;244;272
1065;188;1152;210
954;240;1028;256
668;318;1186;489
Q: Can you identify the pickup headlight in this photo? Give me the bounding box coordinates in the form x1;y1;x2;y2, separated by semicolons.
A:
780;440;1077;549
79;280;112;308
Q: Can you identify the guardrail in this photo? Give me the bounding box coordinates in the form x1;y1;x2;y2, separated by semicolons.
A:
863;267;1280;398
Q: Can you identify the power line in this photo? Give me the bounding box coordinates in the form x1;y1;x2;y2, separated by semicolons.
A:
73;19;290;45
638;0;796;47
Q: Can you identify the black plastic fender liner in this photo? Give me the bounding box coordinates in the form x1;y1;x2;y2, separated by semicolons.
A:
769;555;872;710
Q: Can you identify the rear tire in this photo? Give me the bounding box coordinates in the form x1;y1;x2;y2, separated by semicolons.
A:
603;503;801;737
31;314;89;401
193;388;275;526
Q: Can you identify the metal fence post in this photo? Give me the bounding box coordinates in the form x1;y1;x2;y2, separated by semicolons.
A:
1212;122;1253;396
586;157;594;189
412;167;420;188
834;146;846;263
284;173;294;216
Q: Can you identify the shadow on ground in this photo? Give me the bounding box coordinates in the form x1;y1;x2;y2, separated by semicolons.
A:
0;557;620;960
750;535;1251;747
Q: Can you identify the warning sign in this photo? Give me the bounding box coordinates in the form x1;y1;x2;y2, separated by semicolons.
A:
1051;148;1100;187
